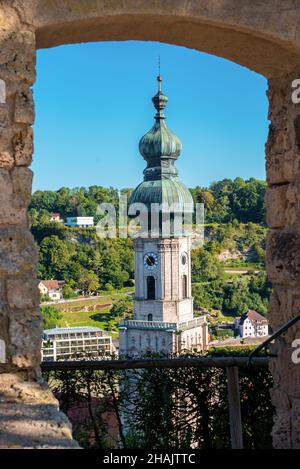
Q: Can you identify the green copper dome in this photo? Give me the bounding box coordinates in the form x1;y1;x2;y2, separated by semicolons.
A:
129;75;193;218
130;178;193;211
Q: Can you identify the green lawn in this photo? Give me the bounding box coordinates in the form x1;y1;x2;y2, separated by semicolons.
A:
54;290;134;339
54;290;133;312
58;307;132;339
216;311;237;323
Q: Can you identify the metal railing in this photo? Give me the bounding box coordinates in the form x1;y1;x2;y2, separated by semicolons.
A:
248;311;300;366
42;355;269;449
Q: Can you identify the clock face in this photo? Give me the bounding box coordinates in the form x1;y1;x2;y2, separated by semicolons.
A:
144;252;158;270
181;252;188;266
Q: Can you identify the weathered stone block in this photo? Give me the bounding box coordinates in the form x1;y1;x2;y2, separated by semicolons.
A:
267;127;292;156
292;398;300;448
272;408;292;449
14;88;34;124
266;230;300;284
270;388;291;411
9;315;41;369
265;185;288;228
266;150;298;184
11;167;33;209
0;226;38;277
0;168;29;224
0;103;8;130
13;127;33;166
269;286;300;337
7;279;40;310
0;151;14;169
0;30;35;84
269;343;300;396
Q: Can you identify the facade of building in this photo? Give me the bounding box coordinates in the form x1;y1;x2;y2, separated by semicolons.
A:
119;76;208;356
42;326;113;361
65;216;94;227
235;310;269;338
39;280;64;301
49;212;63;223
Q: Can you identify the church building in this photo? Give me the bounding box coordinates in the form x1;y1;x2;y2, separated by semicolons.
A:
119;76;208;356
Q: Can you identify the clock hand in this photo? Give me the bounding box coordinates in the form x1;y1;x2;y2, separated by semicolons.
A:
146;255;154;266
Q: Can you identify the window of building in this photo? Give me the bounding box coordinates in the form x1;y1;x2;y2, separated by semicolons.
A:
182;274;188;299
148;313;153;321
147;276;155;300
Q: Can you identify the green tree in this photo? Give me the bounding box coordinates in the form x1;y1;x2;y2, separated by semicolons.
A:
38;235;75;279
77;269;100;295
41;305;62;329
62;280;77;299
110;297;132;318
192;249;223;283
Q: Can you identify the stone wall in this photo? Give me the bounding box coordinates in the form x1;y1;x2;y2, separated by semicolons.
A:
0;3;78;448
266;72;300;448
0;0;300;449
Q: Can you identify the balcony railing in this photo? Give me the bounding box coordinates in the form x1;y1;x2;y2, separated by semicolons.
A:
42;355;272;449
119;319;178;330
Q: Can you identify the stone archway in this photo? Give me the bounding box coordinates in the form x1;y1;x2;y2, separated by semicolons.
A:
1;0;300;448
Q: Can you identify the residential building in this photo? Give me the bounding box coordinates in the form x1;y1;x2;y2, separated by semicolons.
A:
49;212;63;223
42;326;113;361
119;76;208;356
39;280;64;301
235;310;269;338
65;216;94;227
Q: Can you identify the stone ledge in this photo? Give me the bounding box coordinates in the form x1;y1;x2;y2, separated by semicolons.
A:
0;374;79;448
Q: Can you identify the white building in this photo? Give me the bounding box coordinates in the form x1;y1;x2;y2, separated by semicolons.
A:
39;280;63;301
119;76;208;357
42;326;113;361
65;216;94;228
49;212;63;223
235;310;269;338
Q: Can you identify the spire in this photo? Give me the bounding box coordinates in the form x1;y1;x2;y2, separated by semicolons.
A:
152;75;168;120
139;75;182;181
129;75;194;226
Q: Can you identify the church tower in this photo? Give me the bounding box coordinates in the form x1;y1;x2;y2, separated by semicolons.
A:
119;76;208;356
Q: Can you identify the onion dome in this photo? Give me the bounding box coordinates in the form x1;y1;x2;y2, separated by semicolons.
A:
129;76;194;233
139;75;182;180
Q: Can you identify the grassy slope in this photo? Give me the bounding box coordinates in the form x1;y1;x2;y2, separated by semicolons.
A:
55;291;133;338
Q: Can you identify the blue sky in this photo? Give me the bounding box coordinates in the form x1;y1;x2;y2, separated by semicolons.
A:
32;41;268;192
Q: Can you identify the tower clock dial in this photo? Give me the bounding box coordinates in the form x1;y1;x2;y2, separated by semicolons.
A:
143;252;158;270
181;252;188;266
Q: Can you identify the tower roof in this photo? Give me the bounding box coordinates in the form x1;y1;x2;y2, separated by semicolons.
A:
130;76;193;215
139;75;182;180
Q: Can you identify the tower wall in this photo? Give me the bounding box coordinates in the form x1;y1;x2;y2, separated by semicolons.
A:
133;237;194;323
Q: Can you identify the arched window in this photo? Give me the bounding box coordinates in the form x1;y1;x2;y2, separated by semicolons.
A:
182;274;188;299
148;313;153;321
147;276;155;300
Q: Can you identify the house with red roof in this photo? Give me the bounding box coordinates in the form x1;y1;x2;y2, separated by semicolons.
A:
235;310;269;339
49;212;63;223
39;280;64;301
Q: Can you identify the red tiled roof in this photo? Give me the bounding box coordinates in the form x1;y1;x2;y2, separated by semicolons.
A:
247;310;268;323
239;310;268;326
40;280;61;291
